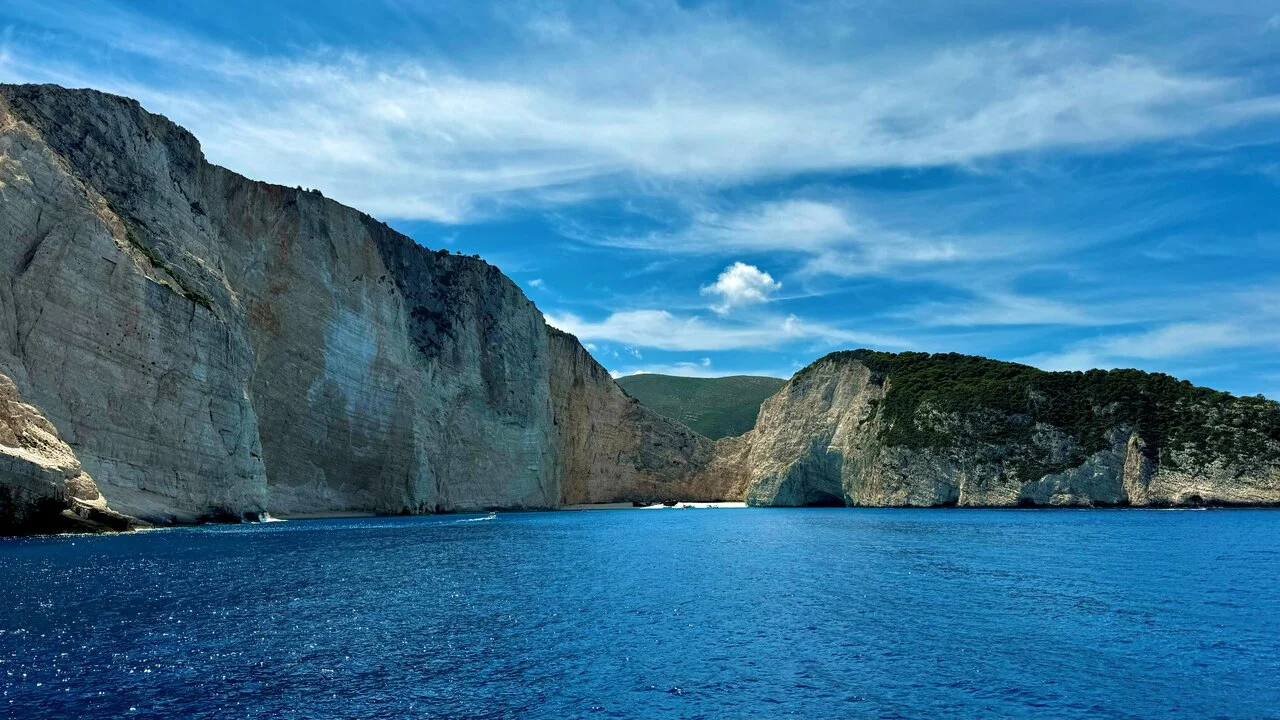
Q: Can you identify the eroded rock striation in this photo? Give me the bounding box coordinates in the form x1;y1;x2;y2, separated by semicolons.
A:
0;83;726;530
729;351;1280;508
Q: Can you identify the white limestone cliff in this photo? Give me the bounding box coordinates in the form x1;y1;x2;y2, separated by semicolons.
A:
0;84;721;531
729;355;1280;508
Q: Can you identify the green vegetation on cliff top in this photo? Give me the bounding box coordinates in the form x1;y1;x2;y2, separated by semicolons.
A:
616;374;786;439
801;350;1280;475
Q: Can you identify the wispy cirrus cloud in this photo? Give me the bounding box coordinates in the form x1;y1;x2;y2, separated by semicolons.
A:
895;293;1103;328
602;201;855;254
6;0;1280;392
592;199;973;279
1020;322;1270;372
2;4;1278;223
608;357;790;379
545;309;907;353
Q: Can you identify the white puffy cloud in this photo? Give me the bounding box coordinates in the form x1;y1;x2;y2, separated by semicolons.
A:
701;262;782;314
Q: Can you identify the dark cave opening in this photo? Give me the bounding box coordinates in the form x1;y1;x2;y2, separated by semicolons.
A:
805;492;848;508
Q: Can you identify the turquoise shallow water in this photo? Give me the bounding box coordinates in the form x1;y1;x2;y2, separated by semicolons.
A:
2;508;1279;719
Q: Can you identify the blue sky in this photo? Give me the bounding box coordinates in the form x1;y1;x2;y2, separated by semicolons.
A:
4;1;1280;395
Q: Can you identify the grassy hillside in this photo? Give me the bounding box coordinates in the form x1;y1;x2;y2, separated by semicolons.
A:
616;374;787;439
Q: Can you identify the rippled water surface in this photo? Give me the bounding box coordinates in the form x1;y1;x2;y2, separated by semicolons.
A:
3;509;1280;719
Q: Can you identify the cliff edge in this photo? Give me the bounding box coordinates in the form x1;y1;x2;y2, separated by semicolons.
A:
0;83;722;529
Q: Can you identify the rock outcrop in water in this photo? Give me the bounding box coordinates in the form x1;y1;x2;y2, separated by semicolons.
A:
0;371;137;533
0;84;727;532
727;351;1280;508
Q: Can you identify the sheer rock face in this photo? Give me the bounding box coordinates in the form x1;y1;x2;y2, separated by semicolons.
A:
731;357;1280;508
547;328;735;504
0;86;266;523
0;84;712;526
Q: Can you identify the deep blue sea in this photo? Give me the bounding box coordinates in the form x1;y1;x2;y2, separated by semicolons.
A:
3;509;1279;719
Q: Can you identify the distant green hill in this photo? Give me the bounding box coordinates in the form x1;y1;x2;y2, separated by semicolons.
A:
616;374;787;439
